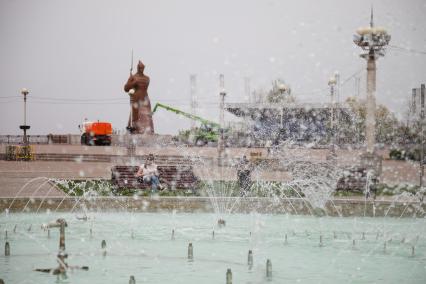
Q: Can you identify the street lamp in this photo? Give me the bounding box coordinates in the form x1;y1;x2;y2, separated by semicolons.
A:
278;83;288;94
328;76;337;158
19;88;30;146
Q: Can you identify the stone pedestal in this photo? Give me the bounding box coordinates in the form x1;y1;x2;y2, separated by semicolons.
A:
360;152;382;176
111;155;144;166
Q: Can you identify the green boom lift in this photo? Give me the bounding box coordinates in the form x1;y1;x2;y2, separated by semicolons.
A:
152;102;222;145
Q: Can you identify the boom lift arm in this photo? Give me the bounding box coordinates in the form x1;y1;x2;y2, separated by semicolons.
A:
152;102;220;129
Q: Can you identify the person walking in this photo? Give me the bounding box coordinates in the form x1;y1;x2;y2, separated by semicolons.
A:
237;155;252;197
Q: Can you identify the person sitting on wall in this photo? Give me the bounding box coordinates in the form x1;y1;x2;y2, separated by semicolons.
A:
135;154;161;193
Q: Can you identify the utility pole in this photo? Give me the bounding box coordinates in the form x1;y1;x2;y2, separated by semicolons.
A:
334;71;340;145
420;84;425;187
355;76;361;97
190;74;197;130
218;74;226;165
244;77;251;103
327;75;337;159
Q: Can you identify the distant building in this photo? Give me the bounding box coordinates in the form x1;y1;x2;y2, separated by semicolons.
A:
411;85;425;119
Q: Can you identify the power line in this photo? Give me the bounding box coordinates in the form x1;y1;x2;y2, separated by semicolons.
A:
30;96;127;102
341;69;364;86
388;45;426;55
0;96;19;99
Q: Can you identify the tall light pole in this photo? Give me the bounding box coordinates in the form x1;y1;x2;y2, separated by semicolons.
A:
353;8;390;174
218;74;226;165
419;84;425;188
328;76;337;159
19;88;30;146
334;71;340;145
190;74;197;130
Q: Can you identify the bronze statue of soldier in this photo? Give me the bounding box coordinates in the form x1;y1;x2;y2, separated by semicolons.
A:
124;60;154;134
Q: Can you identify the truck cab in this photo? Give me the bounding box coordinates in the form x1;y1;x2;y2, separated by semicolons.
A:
80;121;112;146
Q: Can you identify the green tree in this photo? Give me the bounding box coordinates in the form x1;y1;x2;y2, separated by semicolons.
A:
345;97;399;144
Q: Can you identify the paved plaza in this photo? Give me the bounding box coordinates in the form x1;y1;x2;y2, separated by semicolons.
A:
0;145;421;198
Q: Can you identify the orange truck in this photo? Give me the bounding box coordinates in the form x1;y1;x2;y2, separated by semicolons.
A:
80;121;112;146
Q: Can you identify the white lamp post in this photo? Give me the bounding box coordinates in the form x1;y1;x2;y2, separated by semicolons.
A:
218;74;226;165
19;88;30;146
328;76;337;158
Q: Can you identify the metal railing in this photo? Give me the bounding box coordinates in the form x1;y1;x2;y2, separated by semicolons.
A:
0;135;49;144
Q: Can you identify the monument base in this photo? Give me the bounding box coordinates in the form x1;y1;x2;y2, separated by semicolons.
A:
326;145;337;161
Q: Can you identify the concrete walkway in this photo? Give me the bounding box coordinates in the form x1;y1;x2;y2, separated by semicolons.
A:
0;161;112;197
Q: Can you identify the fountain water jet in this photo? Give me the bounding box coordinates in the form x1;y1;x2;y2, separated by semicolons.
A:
247;250;253;268
187;243;193;261
35;218;88;275
5;242;10;256
266;259;272;279
226;268;232;284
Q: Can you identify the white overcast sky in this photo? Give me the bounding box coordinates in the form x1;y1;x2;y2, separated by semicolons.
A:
1;0;426;135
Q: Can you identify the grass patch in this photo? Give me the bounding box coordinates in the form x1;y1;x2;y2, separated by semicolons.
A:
53;179;425;199
53;179;201;197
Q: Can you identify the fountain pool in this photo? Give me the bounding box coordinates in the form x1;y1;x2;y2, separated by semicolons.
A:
1;212;425;283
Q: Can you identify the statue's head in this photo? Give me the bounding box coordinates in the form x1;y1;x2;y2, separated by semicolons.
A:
137;60;145;74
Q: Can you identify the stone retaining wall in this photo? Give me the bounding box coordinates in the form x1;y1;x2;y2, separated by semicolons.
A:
1;197;424;218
